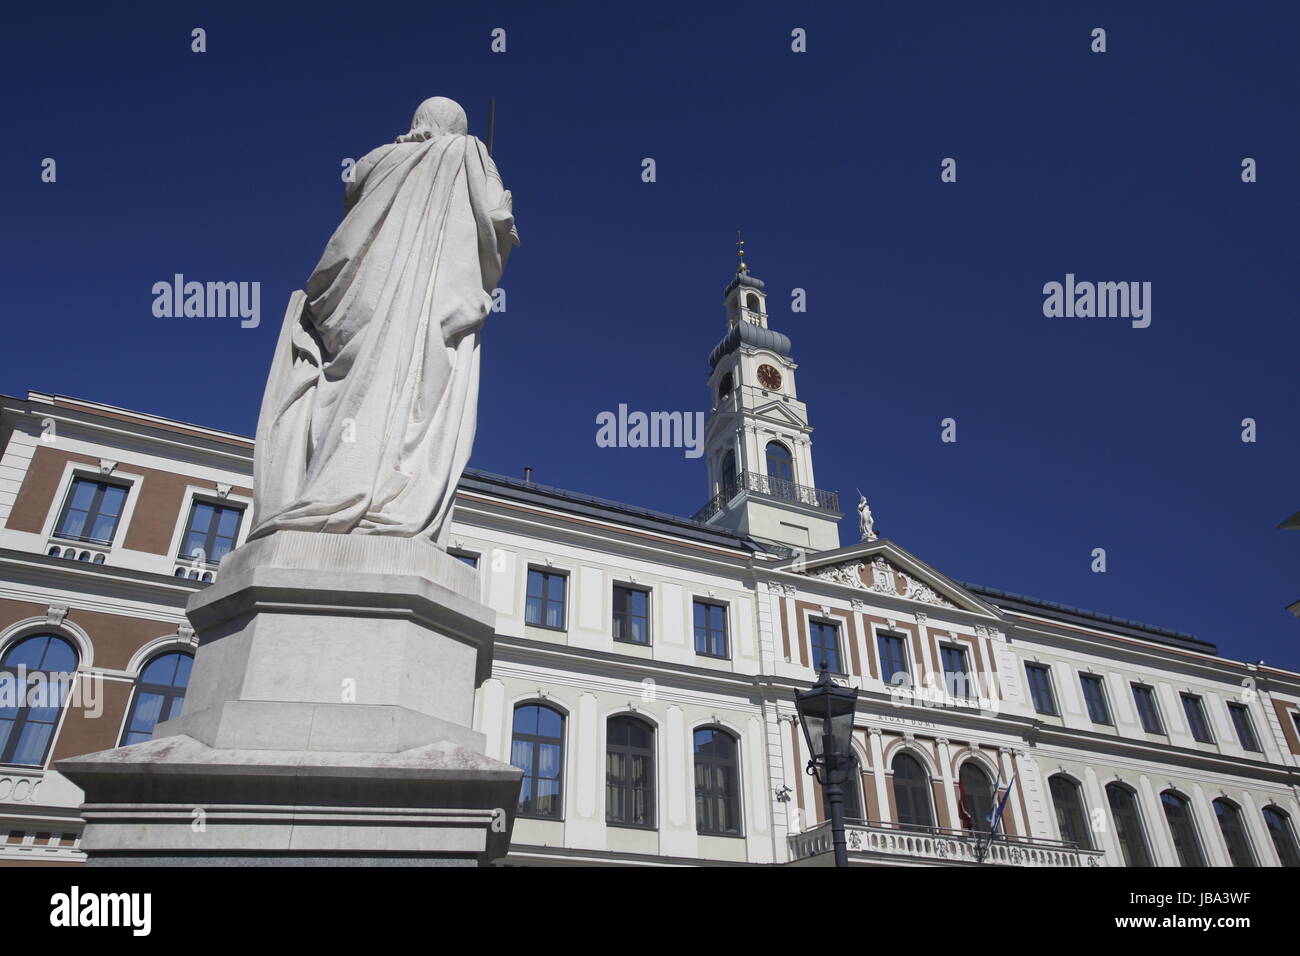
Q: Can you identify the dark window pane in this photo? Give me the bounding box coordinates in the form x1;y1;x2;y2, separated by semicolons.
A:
694;728;740;835
607;716;655;827
613;586;650;645
810;621;842;674
179;500;244;566
510;703;565;819
119;652;194;747
878;634;910;686
1182;695;1213;743
1228;703;1260;752
55;478;129;545
1263;807;1300;867
1107;784;1152;866
1162;792;1206;867
1214;799;1256;867
958;762;995;832
0;635;79;767
891;753;934;830
693;601;728;658
1050;775;1093;849
1025;664;1057;715
524;570;567;630
1132;685;1164;734
1080;674;1111;724
765;441;793;484
941;645;971;698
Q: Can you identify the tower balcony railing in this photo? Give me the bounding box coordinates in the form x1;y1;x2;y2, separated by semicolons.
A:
788;820;1106;867
692;470;840;523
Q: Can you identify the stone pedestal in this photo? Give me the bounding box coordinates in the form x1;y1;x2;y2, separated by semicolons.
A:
58;532;522;866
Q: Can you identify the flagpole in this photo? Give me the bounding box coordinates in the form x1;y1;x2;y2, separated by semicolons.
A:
977;773;1017;863
976;770;1000;863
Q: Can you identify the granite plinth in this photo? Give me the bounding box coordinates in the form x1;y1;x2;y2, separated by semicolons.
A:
60;735;521;865
58;531;521;866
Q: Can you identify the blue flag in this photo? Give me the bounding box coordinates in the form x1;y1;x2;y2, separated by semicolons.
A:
990;773;1018;837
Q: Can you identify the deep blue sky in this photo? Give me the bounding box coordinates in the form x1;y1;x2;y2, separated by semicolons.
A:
4;2;1298;669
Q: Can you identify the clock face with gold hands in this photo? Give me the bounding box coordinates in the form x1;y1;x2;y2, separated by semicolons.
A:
757;364;782;390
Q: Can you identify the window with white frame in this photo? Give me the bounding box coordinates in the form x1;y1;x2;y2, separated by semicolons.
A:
53;477;128;546
178;499;244;566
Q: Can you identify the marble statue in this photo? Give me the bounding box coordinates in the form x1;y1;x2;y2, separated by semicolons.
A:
251;96;518;547
858;492;877;542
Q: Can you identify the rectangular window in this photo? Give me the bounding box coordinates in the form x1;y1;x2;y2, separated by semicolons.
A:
693;601;728;658
612;585;650;645
525;568;567;630
179;500;244;565
877;633;910;686
1181;694;1214;743
1132;685;1164;734
1227;702;1261;752
940;645;971;698
1079;674;1112;725
54;477;128;545
1025;663;1057;716
809;621;842;674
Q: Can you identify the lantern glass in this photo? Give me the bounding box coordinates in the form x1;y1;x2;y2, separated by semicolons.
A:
795;671;859;778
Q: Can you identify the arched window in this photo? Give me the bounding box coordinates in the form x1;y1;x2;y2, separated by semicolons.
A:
1161;791;1206;866
0;634;78;767
1262;806;1300;867
1213;798;1256;867
1106;783;1152;866
958;761;996;833
719;450;737;493
765;441;794;486
606;716;654;828
890;752;934;831
120;651;193;746
511;703;565;819
745;292;761;314
717;372;734;402
1049;775;1093;850
694;727;741;835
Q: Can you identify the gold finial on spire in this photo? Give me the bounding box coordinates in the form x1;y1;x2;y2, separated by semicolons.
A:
736;229;748;273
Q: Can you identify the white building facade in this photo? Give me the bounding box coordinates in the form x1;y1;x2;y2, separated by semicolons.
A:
2;266;1299;866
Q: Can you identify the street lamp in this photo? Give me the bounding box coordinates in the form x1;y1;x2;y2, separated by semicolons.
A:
795;664;860;867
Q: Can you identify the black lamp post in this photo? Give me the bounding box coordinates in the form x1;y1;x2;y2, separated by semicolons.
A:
795;664;860;867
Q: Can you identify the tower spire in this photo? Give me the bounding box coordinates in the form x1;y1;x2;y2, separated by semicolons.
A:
697;240;843;552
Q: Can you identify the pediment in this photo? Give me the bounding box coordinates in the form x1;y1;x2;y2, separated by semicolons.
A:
780;541;1002;618
751;400;806;427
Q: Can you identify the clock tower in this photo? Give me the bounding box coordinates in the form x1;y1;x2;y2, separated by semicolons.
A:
692;240;842;553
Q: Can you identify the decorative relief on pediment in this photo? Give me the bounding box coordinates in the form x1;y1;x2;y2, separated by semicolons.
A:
813;561;866;589
805;556;959;609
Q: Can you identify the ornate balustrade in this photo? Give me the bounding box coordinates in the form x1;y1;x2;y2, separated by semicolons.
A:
788;820;1106;867
693;470;840;523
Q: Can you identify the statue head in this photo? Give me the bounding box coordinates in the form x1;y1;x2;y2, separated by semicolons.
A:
400;97;468;141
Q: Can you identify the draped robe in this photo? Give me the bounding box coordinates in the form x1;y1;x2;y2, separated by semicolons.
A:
251;128;517;547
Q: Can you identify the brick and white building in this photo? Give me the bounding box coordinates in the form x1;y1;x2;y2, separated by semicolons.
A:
2;265;1298;866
